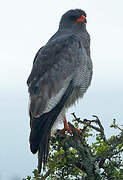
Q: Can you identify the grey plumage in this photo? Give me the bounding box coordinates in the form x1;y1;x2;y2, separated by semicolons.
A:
27;9;93;173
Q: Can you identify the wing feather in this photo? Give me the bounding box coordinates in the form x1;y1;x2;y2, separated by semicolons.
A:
27;34;82;117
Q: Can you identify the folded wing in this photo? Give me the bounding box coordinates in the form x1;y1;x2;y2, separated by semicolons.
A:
27;34;83;118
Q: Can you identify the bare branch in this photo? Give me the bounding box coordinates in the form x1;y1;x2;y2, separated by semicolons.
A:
72;113;107;143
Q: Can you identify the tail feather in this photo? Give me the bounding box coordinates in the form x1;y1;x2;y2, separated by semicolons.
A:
29;80;73;172
38;133;50;173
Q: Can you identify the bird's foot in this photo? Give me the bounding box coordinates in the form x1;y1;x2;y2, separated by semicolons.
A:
59;116;82;134
60;116;72;134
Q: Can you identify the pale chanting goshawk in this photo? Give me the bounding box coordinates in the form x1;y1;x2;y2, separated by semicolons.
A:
27;9;93;172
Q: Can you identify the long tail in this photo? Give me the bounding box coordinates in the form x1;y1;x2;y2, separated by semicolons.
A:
29;80;73;172
38;133;50;173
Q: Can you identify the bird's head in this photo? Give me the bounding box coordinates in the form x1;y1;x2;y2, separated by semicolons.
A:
59;9;87;30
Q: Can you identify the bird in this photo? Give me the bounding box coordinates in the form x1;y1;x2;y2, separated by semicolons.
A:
27;9;93;173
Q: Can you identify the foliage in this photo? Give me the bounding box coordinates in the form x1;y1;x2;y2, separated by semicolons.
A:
23;115;123;180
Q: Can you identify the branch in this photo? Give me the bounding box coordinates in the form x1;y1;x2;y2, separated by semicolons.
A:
72;113;107;143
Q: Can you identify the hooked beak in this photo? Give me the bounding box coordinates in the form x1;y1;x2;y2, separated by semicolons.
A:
76;15;86;23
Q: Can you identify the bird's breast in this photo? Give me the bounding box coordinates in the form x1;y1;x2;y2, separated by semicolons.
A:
65;58;92;108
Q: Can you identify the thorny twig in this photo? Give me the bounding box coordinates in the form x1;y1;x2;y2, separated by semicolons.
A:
72;113;123;170
110;118;123;132
72;113;107;143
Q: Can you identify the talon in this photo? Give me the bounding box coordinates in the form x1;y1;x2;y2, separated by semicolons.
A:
59;116;82;134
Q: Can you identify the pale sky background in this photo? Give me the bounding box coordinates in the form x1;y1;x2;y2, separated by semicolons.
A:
0;0;123;179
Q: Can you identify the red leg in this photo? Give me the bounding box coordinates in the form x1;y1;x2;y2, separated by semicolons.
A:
60;116;82;134
60;116;72;134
